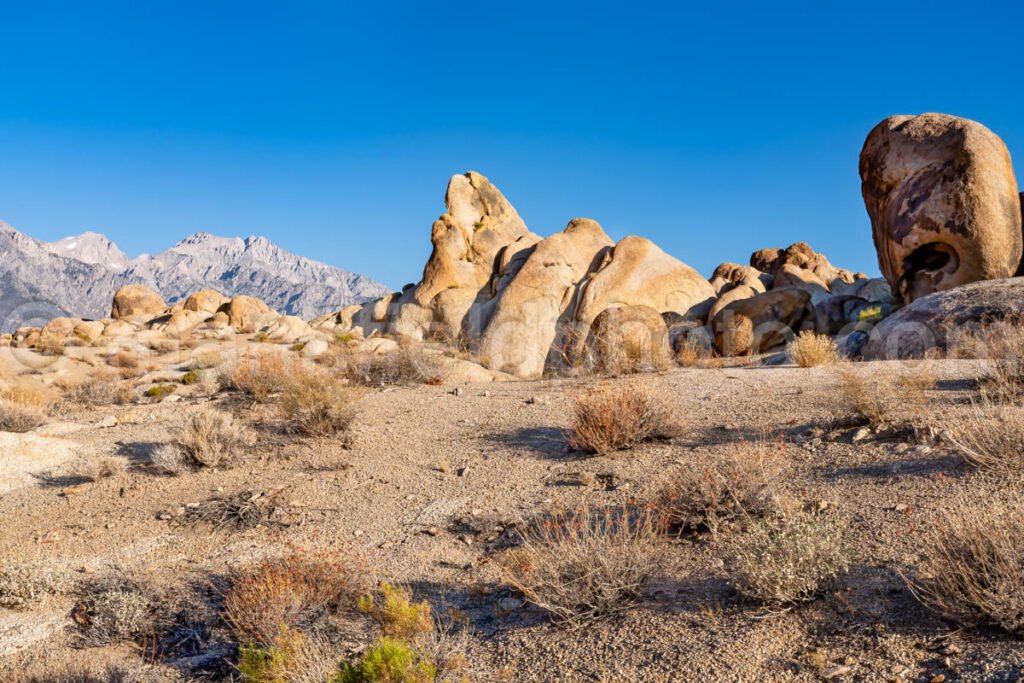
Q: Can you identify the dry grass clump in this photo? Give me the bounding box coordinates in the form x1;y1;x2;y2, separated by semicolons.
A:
238;626;344;683
189;349;224;370
74;574;160;647
834;365;935;428
223;550;367;647
675;335;716;368
498;504;668;624
942;401;1024;472
20;663;158;683
280;367;365;436
228;350;291;401
906;490;1024;633
176;408;245;469
328;342;455;386
657;441;787;534
787;330;839;367
567;380;681;454
149;442;189;475
730;510;849;607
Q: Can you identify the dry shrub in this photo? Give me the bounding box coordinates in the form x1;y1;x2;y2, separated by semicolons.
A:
787;330;839;367
238;626;343;683
567;380;681;454
0;563;61;609
177;408;245;468
331;342;455;386
63;373;120;408
74;574;160;647
1;381;54;411
182;489;284;531
190;349;224;370
0;399;47;432
107;350;140;369
149;442;188;475
730;510;849;607
223;550;366;647
835;365;935;428
20;663;158;683
942;400;1024;472
905;490;1024;633
280;367;365;436
675;335;715;368
228;350;291;401
498;504;668;624
68;456;126;482
949;318;1024;403
657;441;787;534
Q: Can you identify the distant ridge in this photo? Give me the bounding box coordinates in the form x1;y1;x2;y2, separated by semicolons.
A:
0;220;389;330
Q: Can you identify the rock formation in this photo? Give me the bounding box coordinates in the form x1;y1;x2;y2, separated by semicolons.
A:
315;173;718;379
860;113;1022;302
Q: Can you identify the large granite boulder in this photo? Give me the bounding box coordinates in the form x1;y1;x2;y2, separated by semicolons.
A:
575;236;715;330
860;113;1021;302
222;295;276;334
110;284;166;321
588;304;671;373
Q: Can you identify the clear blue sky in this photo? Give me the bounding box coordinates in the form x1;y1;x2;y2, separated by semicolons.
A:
1;1;1021;289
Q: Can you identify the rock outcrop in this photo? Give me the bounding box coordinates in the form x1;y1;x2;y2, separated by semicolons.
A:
315;173;716;378
862;278;1024;360
860;113;1022;302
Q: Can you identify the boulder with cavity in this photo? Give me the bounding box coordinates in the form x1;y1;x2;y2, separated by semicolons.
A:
860;113;1022;302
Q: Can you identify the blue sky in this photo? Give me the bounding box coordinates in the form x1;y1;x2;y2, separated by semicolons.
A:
1;1;1021;289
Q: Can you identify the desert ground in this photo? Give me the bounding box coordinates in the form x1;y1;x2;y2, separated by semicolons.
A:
1;334;1022;683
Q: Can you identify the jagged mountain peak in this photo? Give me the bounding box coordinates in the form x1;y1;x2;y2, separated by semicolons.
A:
45;231;131;271
0;221;389;330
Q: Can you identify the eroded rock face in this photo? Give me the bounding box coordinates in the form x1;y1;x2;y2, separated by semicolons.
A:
416;171;536;308
860;113;1022;302
110;284;166;320
479;218;613;379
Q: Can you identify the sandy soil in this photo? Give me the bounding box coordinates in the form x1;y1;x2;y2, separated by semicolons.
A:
1;355;1022;682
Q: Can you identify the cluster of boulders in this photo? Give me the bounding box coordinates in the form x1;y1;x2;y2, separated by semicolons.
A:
9;284;323;354
7;113;1023;375
309;173;895;377
311;112;1023;374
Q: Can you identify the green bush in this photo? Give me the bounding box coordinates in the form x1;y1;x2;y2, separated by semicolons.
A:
334;637;436;683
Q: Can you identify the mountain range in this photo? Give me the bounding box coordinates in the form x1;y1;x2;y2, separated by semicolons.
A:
0;221;390;330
